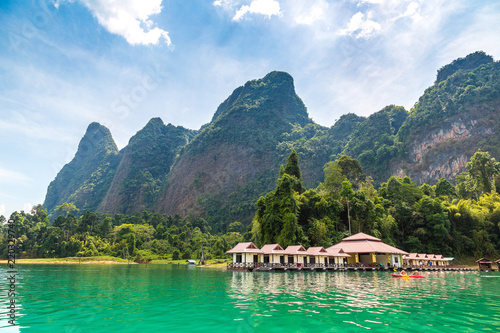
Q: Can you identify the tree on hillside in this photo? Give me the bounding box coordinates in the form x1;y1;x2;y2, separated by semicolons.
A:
252;151;307;247
56;202;79;217
282;149;305;194
337;155;365;189
340;180;354;235
466;150;500;194
414;196;450;254
435;177;456;197
255;174;302;248
380;176;423;205
318;161;346;200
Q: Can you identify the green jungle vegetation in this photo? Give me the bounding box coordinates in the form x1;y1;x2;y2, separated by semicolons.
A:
2;149;500;262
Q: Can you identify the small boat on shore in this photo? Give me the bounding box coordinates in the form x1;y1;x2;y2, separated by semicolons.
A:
391;274;426;279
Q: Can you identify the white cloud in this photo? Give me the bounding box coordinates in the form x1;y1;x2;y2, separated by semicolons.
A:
212;0;238;10
395;2;422;22
232;0;282;21
295;1;328;25
0;167;32;184
339;11;382;38
77;0;171;45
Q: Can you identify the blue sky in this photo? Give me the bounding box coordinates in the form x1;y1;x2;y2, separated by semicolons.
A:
1;0;499;217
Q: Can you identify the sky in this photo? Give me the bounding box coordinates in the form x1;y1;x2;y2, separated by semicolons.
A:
1;0;500;217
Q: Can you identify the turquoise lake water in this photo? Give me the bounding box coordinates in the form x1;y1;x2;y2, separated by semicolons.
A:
1;264;499;332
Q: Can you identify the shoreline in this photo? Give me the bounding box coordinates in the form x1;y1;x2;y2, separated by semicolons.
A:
0;257;229;267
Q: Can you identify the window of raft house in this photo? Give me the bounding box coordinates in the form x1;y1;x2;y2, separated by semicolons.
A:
288;256;294;264
253;255;259;263
329;258;335;265
264;255;270;263
280;256;285;264
309;256;316;264
235;254;242;263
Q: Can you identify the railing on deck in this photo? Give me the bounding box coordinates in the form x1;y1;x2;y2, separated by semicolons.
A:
228;262;347;269
228;261;467;270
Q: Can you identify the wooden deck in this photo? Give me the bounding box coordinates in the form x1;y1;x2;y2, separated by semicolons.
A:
227;263;476;272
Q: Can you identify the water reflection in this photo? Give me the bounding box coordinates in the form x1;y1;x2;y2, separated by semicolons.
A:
1;265;499;332
227;270;500;332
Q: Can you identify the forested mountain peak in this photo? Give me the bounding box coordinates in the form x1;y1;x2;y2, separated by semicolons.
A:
127;117;196;151
43;122;120;214
435;51;494;83
75;122;118;159
211;71;310;127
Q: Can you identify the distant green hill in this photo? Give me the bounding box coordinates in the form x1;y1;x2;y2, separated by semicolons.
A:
43;52;500;229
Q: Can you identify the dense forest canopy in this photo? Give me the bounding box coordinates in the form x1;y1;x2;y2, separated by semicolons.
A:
2;149;500;261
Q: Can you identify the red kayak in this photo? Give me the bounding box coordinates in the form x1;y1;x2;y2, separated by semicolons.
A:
391;274;426;279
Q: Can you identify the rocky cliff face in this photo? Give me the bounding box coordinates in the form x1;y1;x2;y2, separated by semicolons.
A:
391;53;500;185
393;108;498;184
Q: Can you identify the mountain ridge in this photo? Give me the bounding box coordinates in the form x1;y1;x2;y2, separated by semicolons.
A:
43;52;500;230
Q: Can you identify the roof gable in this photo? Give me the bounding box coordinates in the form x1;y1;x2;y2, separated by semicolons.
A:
260;244;285;254
306;247;329;256
328;237;408;255
342;232;381;242
285;245;307;254
226;242;263;254
476;258;492;263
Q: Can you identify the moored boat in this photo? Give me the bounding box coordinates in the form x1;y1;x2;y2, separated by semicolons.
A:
391;274;426;278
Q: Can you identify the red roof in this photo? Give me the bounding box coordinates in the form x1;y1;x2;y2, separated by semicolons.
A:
327;248;351;258
306;247;332;256
328;232;408;255
404;253;421;260
226;242;263;254
284;245;308;255
342;232;381;242
260;244;286;255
